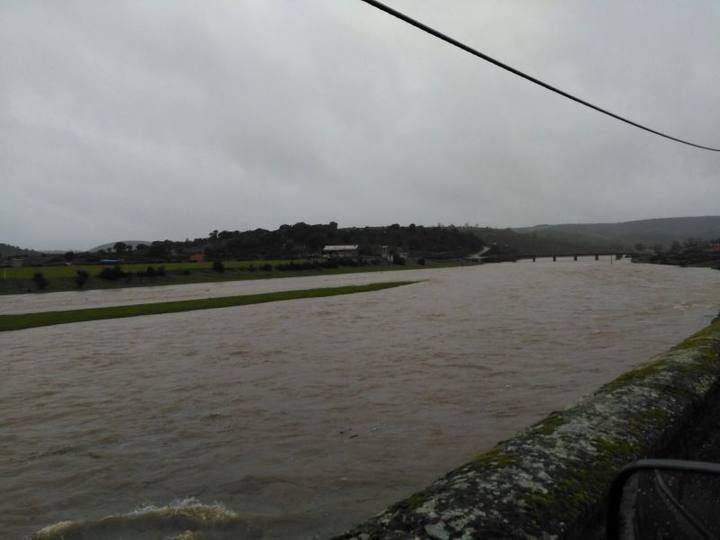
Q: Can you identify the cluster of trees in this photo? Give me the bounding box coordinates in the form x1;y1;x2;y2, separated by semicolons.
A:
650;238;717;254
53;223;483;265
635;238;720;268
61;223;483;264
89;241;174;262
201;222;483;260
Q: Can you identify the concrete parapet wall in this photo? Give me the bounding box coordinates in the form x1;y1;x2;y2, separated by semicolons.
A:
336;319;720;540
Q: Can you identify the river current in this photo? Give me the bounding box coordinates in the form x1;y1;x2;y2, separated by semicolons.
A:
2;260;719;539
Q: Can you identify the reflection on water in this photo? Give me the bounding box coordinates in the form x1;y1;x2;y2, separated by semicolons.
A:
1;261;719;539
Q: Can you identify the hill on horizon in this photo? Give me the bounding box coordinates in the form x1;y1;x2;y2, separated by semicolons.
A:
513;216;720;248
9;216;720;257
88;240;152;252
0;242;38;257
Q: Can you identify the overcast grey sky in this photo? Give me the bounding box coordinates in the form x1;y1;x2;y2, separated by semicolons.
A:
2;1;719;250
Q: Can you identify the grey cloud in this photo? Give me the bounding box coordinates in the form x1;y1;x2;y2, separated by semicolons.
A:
2;0;719;249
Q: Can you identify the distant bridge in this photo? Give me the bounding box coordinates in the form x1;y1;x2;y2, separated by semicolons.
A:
517;253;628;262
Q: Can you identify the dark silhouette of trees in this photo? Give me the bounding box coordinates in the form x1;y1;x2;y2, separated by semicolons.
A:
197;222;483;261
113;242;128;256
146;242;170;260
76;223;485;265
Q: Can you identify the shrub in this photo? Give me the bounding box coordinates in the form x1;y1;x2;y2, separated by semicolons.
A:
212;261;225;273
417;258;426;265
98;266;127;281
74;270;89;288
157;266;166;276
33;272;48;290
261;263;273;272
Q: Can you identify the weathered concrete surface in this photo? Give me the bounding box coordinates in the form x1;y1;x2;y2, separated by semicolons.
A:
335;318;720;540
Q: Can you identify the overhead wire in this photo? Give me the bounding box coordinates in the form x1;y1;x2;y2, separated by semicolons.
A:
359;0;720;152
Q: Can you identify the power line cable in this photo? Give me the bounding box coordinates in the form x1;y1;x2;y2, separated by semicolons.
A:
359;0;720;152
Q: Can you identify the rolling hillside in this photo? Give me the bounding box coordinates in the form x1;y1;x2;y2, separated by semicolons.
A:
514;216;720;248
0;243;38;257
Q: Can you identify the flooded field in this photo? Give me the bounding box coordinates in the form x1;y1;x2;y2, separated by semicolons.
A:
0;268;442;315
2;261;720;539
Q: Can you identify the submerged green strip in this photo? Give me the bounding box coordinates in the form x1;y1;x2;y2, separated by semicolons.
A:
0;281;416;332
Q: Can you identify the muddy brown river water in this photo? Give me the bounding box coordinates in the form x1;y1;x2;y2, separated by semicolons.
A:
2;261;719;539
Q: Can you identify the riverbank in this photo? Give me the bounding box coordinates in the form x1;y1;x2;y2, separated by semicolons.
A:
0;260;465;295
0;281;415;332
632;251;720;269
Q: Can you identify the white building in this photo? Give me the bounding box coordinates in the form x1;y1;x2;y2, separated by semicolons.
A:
322;245;359;259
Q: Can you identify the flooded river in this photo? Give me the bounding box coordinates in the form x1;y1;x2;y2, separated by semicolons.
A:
2;261;719;539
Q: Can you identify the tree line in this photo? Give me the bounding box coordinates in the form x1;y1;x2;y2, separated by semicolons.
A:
88;222;485;262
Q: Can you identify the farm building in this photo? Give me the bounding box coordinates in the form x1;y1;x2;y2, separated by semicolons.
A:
322;245;359;259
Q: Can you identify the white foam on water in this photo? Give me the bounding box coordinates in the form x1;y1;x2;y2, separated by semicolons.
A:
32;499;244;540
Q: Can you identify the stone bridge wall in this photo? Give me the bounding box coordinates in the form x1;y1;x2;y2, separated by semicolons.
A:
335;318;720;539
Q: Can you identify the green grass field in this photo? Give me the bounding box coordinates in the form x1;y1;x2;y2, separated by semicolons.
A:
0;259;463;295
0;281;416;332
0;259;287;279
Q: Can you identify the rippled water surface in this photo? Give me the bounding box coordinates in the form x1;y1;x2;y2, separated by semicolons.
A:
3;261;719;539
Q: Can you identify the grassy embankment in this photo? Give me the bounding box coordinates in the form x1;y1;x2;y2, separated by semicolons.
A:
0;281;416;332
0;259;463;295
